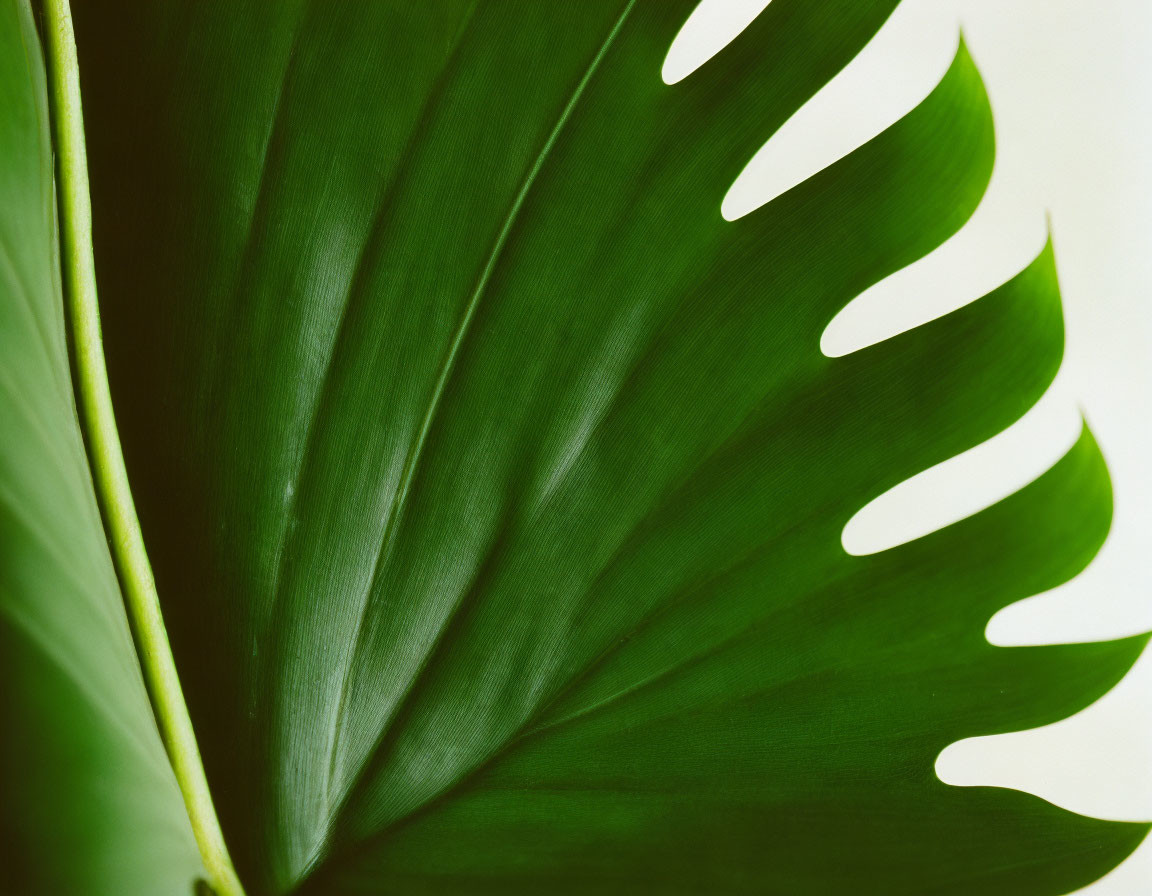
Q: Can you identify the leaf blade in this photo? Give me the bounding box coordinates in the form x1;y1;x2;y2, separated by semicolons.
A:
0;1;205;892
65;1;1150;893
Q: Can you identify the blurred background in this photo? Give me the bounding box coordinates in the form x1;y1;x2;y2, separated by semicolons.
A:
667;1;1152;891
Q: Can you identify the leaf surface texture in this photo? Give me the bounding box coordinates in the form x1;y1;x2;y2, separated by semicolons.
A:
0;1;1145;894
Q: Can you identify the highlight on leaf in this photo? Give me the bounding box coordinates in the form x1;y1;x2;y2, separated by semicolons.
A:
0;1;1146;894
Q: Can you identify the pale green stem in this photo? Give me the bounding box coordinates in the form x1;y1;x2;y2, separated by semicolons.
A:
40;2;245;894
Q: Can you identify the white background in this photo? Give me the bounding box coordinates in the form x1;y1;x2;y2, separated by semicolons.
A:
667;1;1152;892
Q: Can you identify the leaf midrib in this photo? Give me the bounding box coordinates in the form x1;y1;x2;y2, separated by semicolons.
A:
40;0;644;890
38;1;245;894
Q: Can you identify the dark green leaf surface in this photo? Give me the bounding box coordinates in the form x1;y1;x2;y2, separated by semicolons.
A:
0;1;203;892
2;0;1142;893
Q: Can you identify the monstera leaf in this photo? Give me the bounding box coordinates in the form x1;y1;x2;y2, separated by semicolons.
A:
1;0;1147;893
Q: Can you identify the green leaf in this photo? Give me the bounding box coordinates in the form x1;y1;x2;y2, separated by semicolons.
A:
0;1;203;892
2;0;1147;893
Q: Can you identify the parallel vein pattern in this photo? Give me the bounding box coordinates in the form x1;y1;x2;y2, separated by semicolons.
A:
322;0;639;842
68;1;1149;894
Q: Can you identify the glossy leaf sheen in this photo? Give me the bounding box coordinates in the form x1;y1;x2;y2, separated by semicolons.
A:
1;0;1147;893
